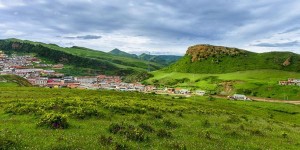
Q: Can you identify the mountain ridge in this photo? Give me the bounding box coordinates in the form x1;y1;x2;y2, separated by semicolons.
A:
165;44;300;74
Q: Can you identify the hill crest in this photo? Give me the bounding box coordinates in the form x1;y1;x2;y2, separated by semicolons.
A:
166;44;300;74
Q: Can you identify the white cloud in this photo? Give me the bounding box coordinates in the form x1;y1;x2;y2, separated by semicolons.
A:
3;30;24;36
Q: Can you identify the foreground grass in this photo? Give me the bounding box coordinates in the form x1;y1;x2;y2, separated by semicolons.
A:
147;70;300;100
0;87;300;149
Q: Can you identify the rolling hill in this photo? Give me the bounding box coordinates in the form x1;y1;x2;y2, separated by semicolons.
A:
165;44;300;73
0;38;163;76
109;49;182;66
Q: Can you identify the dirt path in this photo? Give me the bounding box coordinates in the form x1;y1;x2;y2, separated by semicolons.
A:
213;95;300;105
249;97;300;105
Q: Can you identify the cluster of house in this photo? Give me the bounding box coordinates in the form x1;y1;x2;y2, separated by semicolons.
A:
279;78;300;86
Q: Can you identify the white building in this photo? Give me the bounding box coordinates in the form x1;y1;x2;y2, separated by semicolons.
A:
195;90;206;96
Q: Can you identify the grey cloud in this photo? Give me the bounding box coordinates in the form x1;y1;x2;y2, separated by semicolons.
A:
280;27;300;34
0;0;300;53
251;41;300;47
61;35;102;40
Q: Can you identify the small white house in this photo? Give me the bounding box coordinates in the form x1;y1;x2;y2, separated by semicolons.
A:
195;90;206;96
232;94;250;100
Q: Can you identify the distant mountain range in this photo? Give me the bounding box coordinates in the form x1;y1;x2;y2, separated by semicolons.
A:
165;44;300;73
109;48;181;65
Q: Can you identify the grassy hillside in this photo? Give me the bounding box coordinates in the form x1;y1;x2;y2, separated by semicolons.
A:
0;75;32;87
165;44;300;73
0;38;162;76
0;87;299;149
139;53;182;66
109;49;182;66
109;48;138;59
146;70;300;100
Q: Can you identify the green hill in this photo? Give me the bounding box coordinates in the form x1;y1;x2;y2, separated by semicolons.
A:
0;75;32;87
0;39;163;76
165;44;300;73
109;49;182;66
139;53;182;66
109;48;138;59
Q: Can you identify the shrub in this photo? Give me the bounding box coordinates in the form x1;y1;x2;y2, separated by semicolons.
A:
0;129;21;150
99;135;113;146
250;129;264;136
169;141;187;150
37;113;69;129
139;123;155;132
202;119;211;128
282;133;288;138
227;115;241;123
115;143;129;150
109;123;125;134
157;129;172;138
124;127;147;142
153;112;163;119
163;119;180;129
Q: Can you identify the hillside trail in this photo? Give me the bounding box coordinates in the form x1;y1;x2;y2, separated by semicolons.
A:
214;95;300;105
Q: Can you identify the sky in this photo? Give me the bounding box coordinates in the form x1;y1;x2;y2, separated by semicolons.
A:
0;0;300;55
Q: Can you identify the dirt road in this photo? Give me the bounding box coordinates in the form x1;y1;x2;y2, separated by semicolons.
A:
214;95;300;105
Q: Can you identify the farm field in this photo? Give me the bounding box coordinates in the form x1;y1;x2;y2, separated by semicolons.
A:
146;69;300;100
0;87;300;149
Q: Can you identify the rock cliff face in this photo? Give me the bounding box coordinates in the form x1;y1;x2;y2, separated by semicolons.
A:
186;44;245;62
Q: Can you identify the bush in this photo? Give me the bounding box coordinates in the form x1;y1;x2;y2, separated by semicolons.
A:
169;141;187;150
163;120;180;129
139;123;155;132
202;119;211;128
115;143;129;150
157;129;172;138
37;113;69;129
109;123;125;134
0;129;21;150
227;115;241;123
99;135;113;146
124;127;147;142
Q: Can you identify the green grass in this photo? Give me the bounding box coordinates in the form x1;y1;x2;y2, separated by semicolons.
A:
146;70;300;100
0;87;300;149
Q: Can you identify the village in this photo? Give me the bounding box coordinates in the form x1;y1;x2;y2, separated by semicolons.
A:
0;51;205;95
279;78;300;86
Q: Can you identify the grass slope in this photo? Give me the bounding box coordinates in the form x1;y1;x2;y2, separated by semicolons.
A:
147;70;300;100
0;75;32;87
0;38;162;76
109;48;138;59
0;87;299;149
166;45;300;73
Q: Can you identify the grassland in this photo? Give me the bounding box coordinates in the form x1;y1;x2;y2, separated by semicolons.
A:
0;87;300;149
146;70;300;100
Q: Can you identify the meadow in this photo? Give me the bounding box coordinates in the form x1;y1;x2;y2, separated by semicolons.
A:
0;87;300;149
146;69;300;100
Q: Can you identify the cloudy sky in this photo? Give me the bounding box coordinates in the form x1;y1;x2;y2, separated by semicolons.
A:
0;0;300;55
